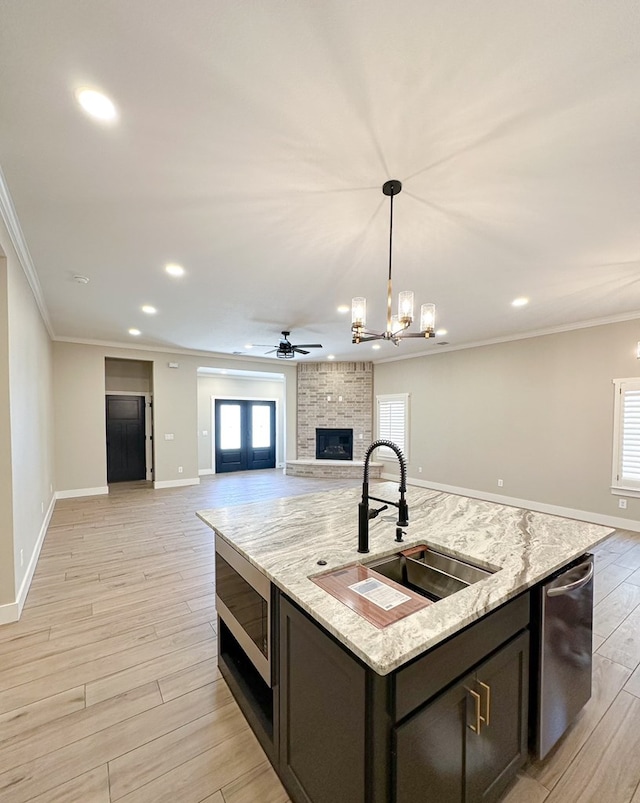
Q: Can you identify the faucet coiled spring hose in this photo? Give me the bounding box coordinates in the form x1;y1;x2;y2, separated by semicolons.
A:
359;439;409;552
363;439;407;491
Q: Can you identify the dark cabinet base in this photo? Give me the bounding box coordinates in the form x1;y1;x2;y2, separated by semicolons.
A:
395;631;529;803
221;591;531;803
279;597;368;803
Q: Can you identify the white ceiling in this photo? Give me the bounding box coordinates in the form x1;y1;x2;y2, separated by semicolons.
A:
1;1;639;362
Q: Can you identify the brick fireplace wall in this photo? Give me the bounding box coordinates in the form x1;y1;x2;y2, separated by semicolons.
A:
296;362;373;460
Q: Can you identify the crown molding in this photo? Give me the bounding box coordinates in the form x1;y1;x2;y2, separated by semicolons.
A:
373;310;640;364
0;165;54;337
52;334;298;365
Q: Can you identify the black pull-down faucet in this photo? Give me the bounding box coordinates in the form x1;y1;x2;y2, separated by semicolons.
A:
358;439;409;553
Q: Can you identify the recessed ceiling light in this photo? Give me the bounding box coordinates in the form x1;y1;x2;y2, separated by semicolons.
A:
165;263;185;277
244;344;253;350
75;88;117;122
512;297;529;307
141;305;157;315
372;344;381;350
128;328;141;336
337;305;349;314
435;328;447;336
327;354;335;360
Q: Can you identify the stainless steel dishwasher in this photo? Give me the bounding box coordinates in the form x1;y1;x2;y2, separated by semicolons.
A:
533;554;594;759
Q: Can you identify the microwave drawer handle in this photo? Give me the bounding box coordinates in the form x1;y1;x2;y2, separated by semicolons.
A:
546;561;594;597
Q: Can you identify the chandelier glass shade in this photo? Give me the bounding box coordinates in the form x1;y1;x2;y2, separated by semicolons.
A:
351;180;436;345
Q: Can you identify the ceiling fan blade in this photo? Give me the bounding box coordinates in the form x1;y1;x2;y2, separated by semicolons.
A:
293;344;323;349
263;348;277;354
293;348;310;355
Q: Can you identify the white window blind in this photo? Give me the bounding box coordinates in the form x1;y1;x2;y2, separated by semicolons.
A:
612;379;640;495
376;394;409;459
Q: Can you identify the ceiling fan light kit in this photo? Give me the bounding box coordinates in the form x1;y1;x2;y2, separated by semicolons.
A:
255;331;323;359
352;180;436;346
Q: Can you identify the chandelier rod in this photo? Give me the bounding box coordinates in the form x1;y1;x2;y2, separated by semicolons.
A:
388;186;394;284
386;188;394;333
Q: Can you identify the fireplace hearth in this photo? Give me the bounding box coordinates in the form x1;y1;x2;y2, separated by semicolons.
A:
316;428;353;461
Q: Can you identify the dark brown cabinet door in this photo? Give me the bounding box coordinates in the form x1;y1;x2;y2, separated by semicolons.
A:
466;632;529;803
395;680;467;803
467;631;529;802
279;597;366;803
395;631;529;803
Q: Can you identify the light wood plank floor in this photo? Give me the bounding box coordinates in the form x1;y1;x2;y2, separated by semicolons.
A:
0;471;638;802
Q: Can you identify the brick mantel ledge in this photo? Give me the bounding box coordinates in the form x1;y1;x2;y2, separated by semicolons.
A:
285;459;383;479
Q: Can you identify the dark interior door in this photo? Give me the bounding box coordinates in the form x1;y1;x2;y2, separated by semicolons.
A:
215;400;276;473
106;395;146;482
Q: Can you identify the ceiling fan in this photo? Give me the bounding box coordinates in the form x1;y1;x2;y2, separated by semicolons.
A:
255;331;323;359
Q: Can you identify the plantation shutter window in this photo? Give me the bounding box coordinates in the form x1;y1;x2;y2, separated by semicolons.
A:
376;393;409;459
612;379;640;496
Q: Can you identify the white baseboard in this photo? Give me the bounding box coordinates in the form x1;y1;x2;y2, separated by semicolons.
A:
154;477;200;489
0;601;18;625
16;496;55;616
0;495;56;625
55;486;109;500
198;469;215;476
381;473;640;533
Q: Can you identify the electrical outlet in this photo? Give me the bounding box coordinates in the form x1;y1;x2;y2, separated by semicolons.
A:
202;430;208;436
498;479;504;487
619;498;628;509
20;549;24;567
178;466;183;473
164;433;174;440
418;467;423;473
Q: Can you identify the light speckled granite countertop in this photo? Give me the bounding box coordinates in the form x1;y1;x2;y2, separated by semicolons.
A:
197;483;611;675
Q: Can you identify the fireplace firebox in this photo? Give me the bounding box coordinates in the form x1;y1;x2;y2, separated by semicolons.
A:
315;428;353;461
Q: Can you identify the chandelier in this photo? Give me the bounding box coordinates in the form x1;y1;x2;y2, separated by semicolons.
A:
352;180;436;345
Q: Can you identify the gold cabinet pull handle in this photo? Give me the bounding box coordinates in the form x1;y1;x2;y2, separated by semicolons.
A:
467;688;482;734
478;681;491;727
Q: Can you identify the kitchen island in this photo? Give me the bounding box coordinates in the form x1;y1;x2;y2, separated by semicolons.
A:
198;483;611;803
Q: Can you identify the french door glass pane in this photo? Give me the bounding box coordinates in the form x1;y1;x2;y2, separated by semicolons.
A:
252;405;271;448
220;405;241;449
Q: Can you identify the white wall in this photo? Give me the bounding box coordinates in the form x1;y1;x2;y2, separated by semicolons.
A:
374;319;640;527
197;373;286;472
105;358;152;393
0;254;14;608
0;219;54;621
53;342;108;493
52;342;297;494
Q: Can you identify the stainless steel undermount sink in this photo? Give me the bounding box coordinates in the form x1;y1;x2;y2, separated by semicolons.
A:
364;546;495;601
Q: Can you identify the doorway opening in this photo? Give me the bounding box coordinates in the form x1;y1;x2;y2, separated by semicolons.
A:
105;358;153;483
214;399;276;473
